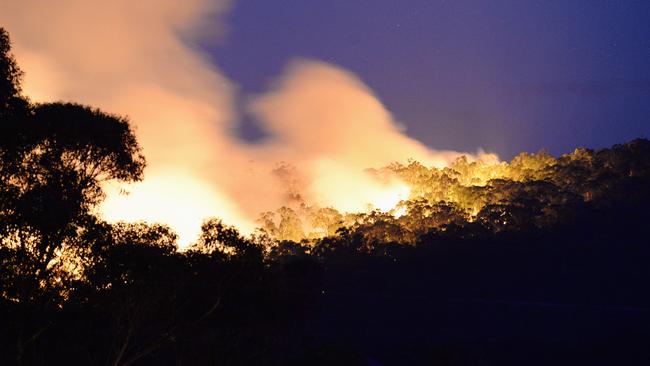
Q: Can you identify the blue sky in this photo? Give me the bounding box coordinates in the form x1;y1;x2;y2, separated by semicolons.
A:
204;0;650;158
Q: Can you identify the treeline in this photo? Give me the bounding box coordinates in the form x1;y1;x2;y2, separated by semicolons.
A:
2;28;650;365
259;138;650;244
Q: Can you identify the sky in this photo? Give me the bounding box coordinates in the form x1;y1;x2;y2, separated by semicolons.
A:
209;0;650;159
2;0;649;245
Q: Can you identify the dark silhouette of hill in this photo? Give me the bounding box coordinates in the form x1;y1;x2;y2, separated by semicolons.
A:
2;28;650;366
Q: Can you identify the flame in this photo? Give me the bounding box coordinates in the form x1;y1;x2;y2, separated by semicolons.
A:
2;0;482;246
371;182;411;212
302;159;412;214
99;170;253;248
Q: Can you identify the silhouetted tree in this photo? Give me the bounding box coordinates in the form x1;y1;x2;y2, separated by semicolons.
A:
0;28;28;119
0;29;146;363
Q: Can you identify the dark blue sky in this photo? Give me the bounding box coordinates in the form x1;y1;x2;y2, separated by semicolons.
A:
205;0;650;159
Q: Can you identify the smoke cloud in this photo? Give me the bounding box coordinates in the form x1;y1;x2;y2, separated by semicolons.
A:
246;59;467;213
1;0;487;246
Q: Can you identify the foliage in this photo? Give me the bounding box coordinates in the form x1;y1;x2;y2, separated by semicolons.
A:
2;28;650;365
1;100;145;305
255;137;650;248
0;28;146;364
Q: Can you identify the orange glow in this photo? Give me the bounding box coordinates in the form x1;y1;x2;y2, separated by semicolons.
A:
99;171;254;249
1;0;492;246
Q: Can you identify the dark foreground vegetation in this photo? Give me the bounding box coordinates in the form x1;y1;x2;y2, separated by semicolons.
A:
2;28;650;365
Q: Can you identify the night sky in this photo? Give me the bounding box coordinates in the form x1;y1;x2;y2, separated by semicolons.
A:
206;0;650;159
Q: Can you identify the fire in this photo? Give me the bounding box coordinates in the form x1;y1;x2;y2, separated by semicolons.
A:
2;0;480;247
370;182;411;212
304;159;413;215
99;171;254;248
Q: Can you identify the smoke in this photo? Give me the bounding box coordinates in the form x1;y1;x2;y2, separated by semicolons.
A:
245;59;468;213
0;0;251;245
0;0;489;246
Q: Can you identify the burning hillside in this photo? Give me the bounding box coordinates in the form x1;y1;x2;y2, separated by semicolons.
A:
254;139;650;246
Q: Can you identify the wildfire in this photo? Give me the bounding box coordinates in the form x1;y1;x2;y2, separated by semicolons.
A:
99;170;254;248
370;182;411;212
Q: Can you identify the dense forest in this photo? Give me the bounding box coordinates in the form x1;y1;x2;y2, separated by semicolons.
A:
2;28;650;365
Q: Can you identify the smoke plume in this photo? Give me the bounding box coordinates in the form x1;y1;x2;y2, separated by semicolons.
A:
0;0;487;246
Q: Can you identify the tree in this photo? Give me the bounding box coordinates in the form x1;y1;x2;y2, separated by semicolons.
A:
0;28;28;119
81;223;180;366
196;219;263;260
1;103;146;303
0;29;146;363
307;207;343;238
